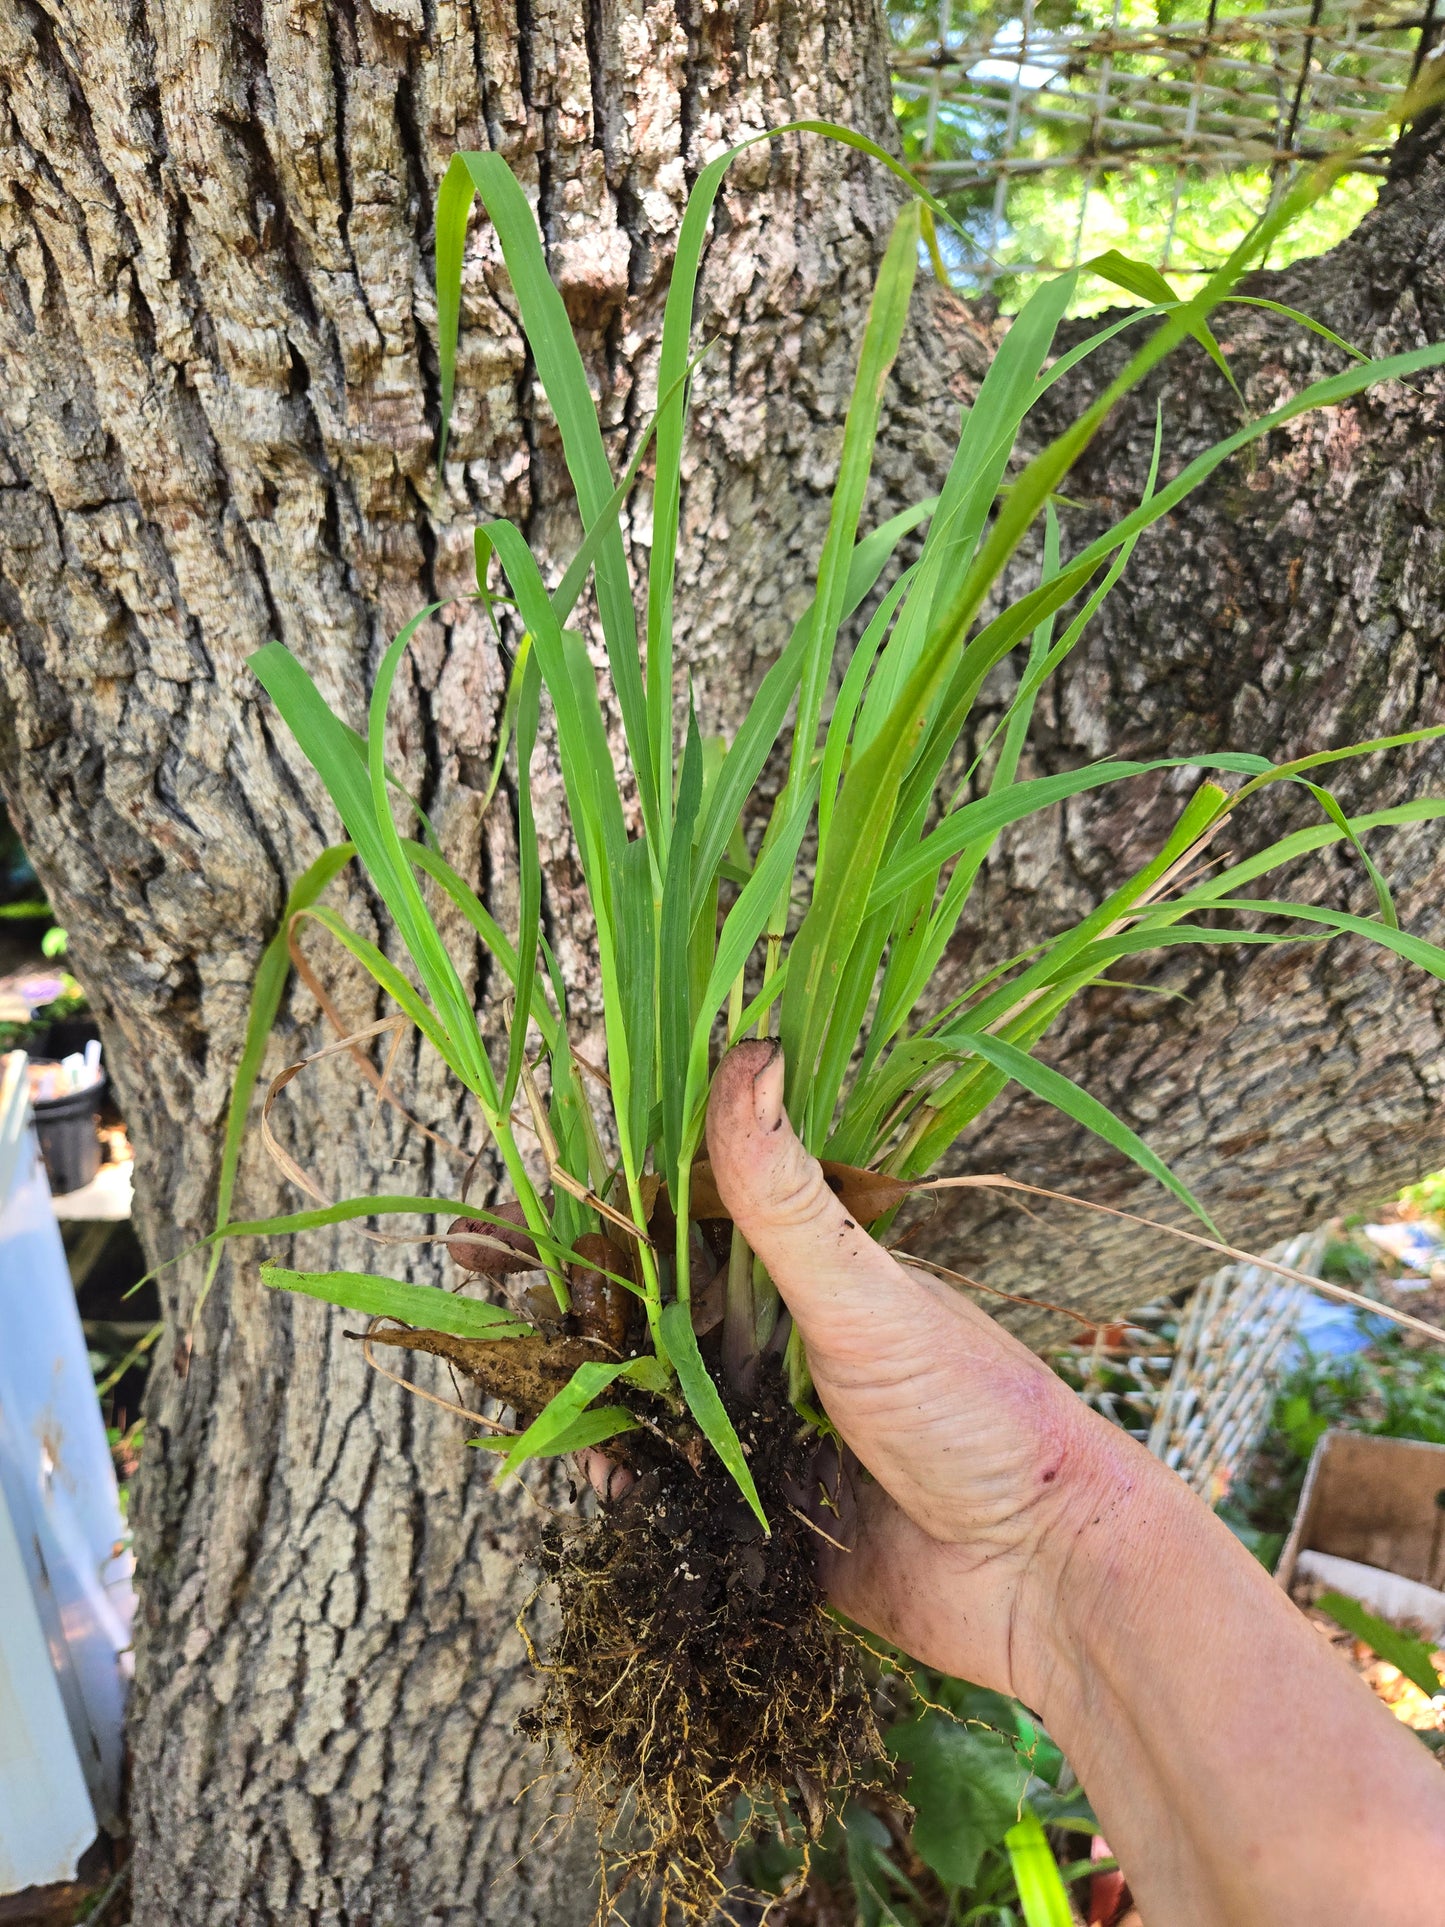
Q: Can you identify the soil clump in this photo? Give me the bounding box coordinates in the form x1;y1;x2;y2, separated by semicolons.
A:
527;1370;879;1920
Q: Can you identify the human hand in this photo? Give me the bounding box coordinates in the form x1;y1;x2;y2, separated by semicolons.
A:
703;1041;1445;1927
705;1039;1139;1705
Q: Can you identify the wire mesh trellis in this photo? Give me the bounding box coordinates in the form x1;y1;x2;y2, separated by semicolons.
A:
1052;1231;1324;1501
889;0;1438;302
1145;1231;1320;1502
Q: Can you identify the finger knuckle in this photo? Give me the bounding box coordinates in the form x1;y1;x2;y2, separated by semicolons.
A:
766;1144;837;1229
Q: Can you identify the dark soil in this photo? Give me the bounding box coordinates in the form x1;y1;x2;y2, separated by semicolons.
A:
523;1370;880;1922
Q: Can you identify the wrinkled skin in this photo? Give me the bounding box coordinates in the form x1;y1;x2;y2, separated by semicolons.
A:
702;1038;1099;1700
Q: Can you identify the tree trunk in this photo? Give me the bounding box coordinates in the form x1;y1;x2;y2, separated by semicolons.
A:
0;2;907;1921
0;0;1442;1915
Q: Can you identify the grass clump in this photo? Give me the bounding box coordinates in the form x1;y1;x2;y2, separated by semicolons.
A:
204;104;1445;1918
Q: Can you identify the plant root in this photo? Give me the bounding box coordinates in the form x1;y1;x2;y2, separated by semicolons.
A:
523;1371;879;1923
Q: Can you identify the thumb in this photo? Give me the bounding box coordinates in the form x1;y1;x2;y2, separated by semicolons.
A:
706;1044;1086;1559
705;1040;924;1360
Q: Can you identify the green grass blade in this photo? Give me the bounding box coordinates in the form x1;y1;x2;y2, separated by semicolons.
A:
1296;779;1398;928
1083;249;1239;399
400;837;558;1051
784;481;1117;1105
870;754;1265;917
980;408;1164;771
867;858;954;1082
781;695;938;1108
691;506;932;922
472;526;512;637
435;153;657;839
920;331;1445;749
844;499;937;599
470;1408;640;1458
785;201;920;801
854;274;1077;763
805;904;895;1150
479;522;629;895
544;1039;603;1243
883;785;1231;1171
296;904;458;1068
339;725;441;848
252;640;407;885
1072;345;1445;575
890;411;1151;845
646;153;744;821
888;554;1101;837
683;771;820;1152
730;954;791;1043
639;131;938;815
1042;923;1331;984
468;631;531;817
999;501;1061;778
948;1029;1219;1234
1004;1809;1073;1927
551;342;712;639
690;737;728;1034
434;156;476;465
261;1262;535;1340
1316;1593;1445;1699
915;270;1077;631
817;567;914;860
494;1360;639;1482
251;628;500;1101
947;783;1231;1038
204;1192;592;1275
865;505;1066;1070
1224;296;1367;363
367;607;500;1100
1034;304;1167;397
1167;798;1445;909
438;121;952;467
502;645;543;1109
228;1195;527;1233
617;834;658;1176
438;125;947;850
827;1032;957;1165
1232;723;1445;802
661;1301;767;1531
1203;898;1445;981
660;710;704;1196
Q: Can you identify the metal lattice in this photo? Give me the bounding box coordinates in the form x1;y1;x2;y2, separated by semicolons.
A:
889;0;1438;299
1051;1231;1323;1501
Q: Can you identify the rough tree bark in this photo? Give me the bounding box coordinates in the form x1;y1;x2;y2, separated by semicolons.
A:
0;0;1441;1917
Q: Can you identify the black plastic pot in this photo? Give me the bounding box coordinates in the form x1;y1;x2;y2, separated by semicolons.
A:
33;1074;105;1196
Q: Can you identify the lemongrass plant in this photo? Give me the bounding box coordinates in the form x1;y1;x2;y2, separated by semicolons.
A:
218;117;1445;1527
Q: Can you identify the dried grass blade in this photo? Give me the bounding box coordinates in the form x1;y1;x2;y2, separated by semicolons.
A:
201;840;355;1306
260;1016;411;1205
923;1176;1445;1348
285;921;466;1157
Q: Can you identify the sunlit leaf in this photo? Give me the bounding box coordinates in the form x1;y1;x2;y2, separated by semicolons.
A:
261;1263;535;1341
